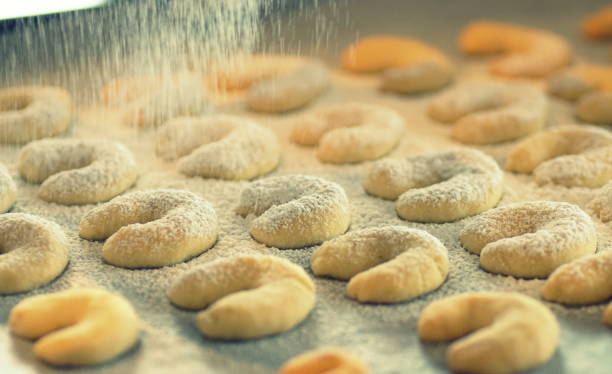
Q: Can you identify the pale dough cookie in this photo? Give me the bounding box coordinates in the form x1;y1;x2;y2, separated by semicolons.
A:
310;226;448;303
100;73;211;128
341;35;454;93
427;81;548;144
0;213;68;294
0;86;72;144
247;61;330;113
588;181;612;222
505;125;612;188
9;288;141;366
583;6;612;40
80;189;218;268
459;21;571;77
167;255;315;340
418;292;560;374
0;163;16;213
236;175;351;248
279;347;370;374
363;149;503;223
290;102;405;163
155;115;280;180
542;250;612;305
18;139;138;204
211;54;329;113
460;201;597;278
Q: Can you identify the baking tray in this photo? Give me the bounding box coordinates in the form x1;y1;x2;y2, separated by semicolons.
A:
1;1;612;373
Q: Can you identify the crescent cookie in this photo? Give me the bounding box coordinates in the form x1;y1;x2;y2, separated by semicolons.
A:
279;348;370;374
212;55;329;113
576;91;612;125
541;250;612;305
247;61;330;113
363;148;503;223
101;73;211;128
18;139;139;204
341;35;454;94
548;64;612;101
427;81;548;144
0;213;68;294
290;102;405;163
588;181;612;223
418;292;560;374
167;255;315;340
505;125;612;188
236;175;351;249
0;163;17;213
460;201;597;278
310;226;448;303
80;189;218;268
0;86;72;144
459;21;571;77
583;6;612;40
155;115;280;180
9;288;141;366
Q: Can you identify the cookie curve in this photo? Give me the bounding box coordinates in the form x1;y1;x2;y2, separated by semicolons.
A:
290;102;405;163
418;292;560;374
505;125;612;188
17;138;139;205
460;201;597;278
341;35;454;94
79;189;219;268
364;148;504;223
167;255;315;340
0;213;68;294
427;81;548;144
459;21;571;77
541;250;612;305
236;174;351;248
155;114;280;180
0;85;72;144
310;226;449;304
9;288;141;366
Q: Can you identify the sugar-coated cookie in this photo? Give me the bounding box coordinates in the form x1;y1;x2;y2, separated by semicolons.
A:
0;213;68;294
156;115;279;180
80;189;218;268
364;149;503;222
311;226;448;303
236;175;351;248
291;102;405;163
460;201;597;278
18;139;138;204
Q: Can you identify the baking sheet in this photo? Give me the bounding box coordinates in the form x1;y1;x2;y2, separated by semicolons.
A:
1;1;612;373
